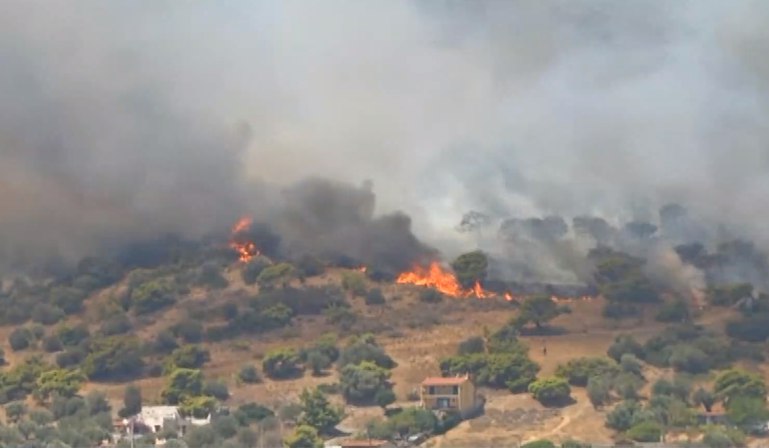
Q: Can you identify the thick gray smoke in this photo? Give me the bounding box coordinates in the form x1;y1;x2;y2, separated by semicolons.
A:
2;1;769;284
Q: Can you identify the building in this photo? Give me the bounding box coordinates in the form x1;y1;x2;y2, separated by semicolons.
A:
420;374;478;417
336;440;395;448
136;406;184;434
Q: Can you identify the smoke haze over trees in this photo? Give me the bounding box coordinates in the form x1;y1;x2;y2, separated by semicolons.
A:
1;0;769;294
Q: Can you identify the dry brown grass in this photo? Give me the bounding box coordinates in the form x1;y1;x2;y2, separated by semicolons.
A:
0;266;754;443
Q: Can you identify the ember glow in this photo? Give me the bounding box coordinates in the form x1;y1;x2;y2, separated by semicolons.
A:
396;261;493;299
229;217;260;263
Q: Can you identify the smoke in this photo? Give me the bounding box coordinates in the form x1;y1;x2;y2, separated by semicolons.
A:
2;0;769;284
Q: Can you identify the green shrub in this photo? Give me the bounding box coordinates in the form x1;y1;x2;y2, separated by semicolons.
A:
528;377;571;406
262;348;303;379
555;357;619;386
365;288;386;305
9;327;34;351
341;272;366;297
166;345;211;371
238;365;261;384
171;319;204;343
339;361;391;405
241;257;271;285
607;335;645;362
419;288;443;303
655;299;689;323
31;304;65;326
256;263;294;288
626;421;662;442
521;441;556;448
130;280;176;315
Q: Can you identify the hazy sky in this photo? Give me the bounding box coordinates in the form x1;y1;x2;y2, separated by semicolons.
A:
1;0;768;262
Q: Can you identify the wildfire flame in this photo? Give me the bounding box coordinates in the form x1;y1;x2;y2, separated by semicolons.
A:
396;261;493;299
229;217;260;263
504;292;514;302
357;266;367;273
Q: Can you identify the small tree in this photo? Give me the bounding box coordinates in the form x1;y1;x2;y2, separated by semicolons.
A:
587;375;611;409
283;425;323;448
515;295;562;329
605;400;640;431
340;361;391;404
528;377;571;406
307;351;332;376
162;369;204;404
239;364;261;384
450;250;488;289
9;327;33;351
299;388;343;434
626;421;662;442
365;288;386;305
375;388;396;409
341;272;366;297
693;387;716;412
262;348;303;379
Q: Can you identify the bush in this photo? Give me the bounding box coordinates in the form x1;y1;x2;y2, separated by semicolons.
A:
555;357;619;386
587;376;610;408
130;280;176;315
234;402;274;425
528;377;571;406
451;250;488;289
262;348;303;379
42;335;63;353
602;302;640;319
203;380;230;400
521;441;556;448
339;361;391;404
324;305;358;331
82;336;144;381
31;304;65;325
365;288;386;305
153;329;179;354
626;421;662;442
298;388;343;434
98;313;133;336
419;288;443;303
172;319;204;343
605;400;640;431
726;314;769;342
167;345;211;370
458;336;486;355
655;299;689;322
296;255;325;278
241;257;271;285
607;335;645;362
56;348;86;368
561;441;591;448
341;272;366;297
619;354;643;376
56;324;90;347
196;262;229;289
9;328;33;351
49;286;88;315
256;263;294;288
440;352;540;392
668;344;710;374
338;335;396;369
703;426;746;448
238;365;261;384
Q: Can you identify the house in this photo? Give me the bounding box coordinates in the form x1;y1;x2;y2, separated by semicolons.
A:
136;406;185;434
337;440;395;448
420;374;478;417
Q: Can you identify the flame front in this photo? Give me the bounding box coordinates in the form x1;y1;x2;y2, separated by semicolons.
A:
396;261;492;299
229;217;260;263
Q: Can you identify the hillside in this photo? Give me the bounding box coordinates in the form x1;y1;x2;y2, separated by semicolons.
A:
0;237;767;448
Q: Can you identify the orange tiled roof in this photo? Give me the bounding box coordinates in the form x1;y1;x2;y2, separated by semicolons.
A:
422;376;469;386
340;440;389;448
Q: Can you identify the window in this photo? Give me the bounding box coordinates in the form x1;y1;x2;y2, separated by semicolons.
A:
452;386;459;394
427;386;435;394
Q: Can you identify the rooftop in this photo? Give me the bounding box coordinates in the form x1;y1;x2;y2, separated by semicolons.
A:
339;440;390;448
421;376;470;386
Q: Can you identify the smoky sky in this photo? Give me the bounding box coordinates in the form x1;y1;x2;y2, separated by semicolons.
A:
1;0;769;267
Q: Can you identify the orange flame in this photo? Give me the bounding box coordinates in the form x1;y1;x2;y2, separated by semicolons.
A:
357;266;367;273
504;292;514;302
229;217;260;263
396;262;492;299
